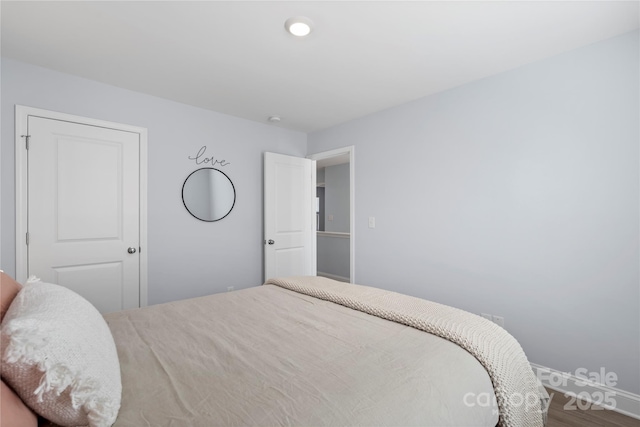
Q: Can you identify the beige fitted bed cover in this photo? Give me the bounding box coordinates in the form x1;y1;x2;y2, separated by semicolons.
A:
105;278;508;427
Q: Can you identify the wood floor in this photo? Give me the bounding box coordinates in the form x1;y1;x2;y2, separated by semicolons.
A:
546;388;640;427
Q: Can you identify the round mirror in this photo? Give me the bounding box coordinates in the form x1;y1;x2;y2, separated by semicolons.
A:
182;168;236;222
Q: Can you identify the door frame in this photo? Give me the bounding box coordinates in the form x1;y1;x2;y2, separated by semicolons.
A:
307;146;355;283
14;105;149;306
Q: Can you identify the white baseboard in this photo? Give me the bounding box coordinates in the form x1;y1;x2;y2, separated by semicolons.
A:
531;363;640;420
317;271;350;283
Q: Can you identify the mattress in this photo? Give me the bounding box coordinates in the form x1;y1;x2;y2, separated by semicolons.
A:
104;282;500;426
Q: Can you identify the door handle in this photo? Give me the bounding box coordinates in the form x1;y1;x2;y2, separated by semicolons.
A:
267;240;275;245
127;247;137;254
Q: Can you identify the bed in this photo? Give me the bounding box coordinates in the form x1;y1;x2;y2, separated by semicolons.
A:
1;273;548;427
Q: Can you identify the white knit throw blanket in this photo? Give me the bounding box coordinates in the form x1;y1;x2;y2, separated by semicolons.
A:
265;276;546;427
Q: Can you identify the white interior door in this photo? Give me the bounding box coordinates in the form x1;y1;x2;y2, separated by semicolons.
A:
264;152;316;280
27;115;141;313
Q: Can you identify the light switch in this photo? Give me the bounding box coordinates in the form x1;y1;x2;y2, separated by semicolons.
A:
368;216;375;228
328;214;334;221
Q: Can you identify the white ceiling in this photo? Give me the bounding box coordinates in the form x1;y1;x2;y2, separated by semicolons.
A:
2;1;638;133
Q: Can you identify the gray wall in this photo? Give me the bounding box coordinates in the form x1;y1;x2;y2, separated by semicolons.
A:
308;31;640;394
317;234;350;280
317;163;350;279
324;163;350;233
1;58;307;304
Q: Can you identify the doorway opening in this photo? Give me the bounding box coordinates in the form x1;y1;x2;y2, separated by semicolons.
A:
307;147;354;283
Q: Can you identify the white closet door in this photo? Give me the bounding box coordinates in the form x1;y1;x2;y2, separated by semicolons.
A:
28;116;140;313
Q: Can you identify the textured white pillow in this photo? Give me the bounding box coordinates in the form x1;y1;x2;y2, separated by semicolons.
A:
0;277;121;427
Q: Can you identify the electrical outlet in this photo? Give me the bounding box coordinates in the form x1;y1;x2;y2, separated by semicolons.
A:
328;214;334;221
368;216;376;228
481;313;492;321
492;315;505;328
227;286;234;292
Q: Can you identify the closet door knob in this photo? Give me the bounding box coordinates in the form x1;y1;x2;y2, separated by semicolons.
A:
268;240;275;245
128;247;137;254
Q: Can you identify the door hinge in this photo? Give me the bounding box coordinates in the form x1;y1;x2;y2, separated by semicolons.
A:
26;232;29;245
21;135;31;150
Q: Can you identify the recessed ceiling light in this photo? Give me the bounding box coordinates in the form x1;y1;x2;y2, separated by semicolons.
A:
285;16;313;37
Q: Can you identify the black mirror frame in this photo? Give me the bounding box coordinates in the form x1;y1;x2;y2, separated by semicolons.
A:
181;167;236;222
